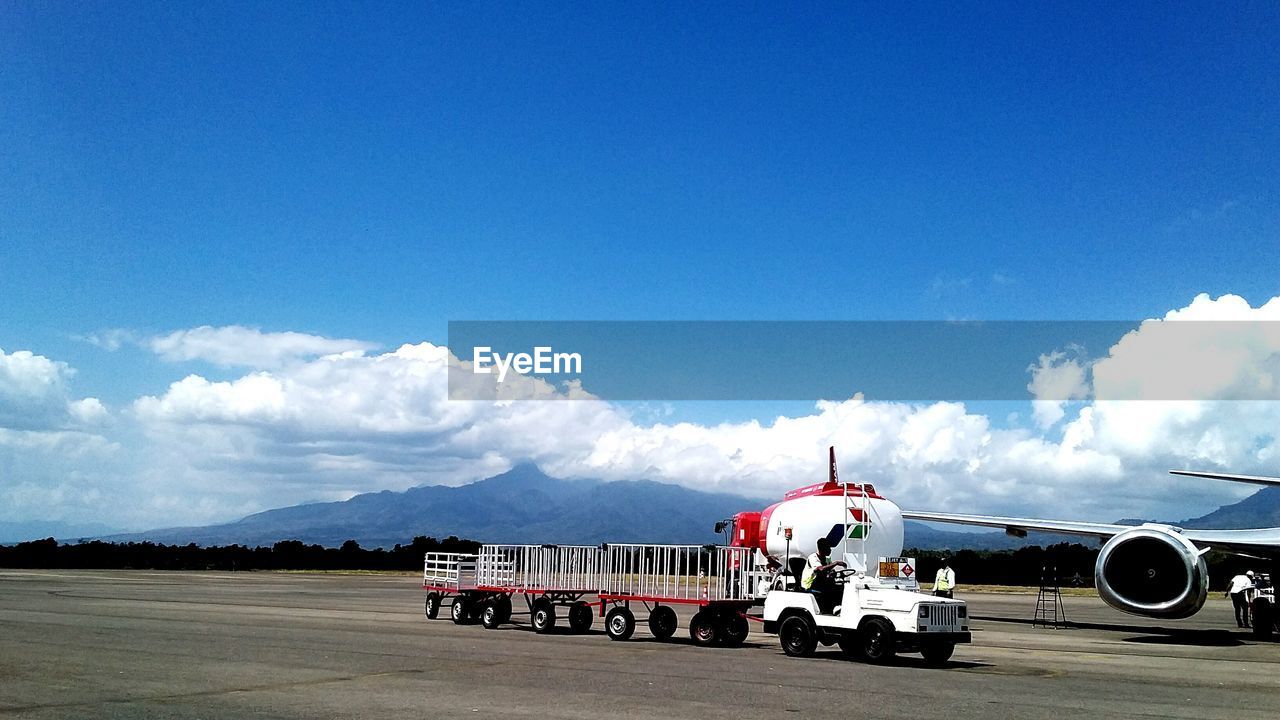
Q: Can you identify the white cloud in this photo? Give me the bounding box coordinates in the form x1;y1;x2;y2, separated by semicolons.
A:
8;297;1280;531
0;347;108;432
148;325;378;368
74;328;140;352
1027;347;1091;428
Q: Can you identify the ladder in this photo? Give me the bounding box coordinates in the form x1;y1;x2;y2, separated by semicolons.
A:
1032;564;1068;628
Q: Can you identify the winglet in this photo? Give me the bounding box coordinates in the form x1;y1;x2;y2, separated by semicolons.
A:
1169;470;1280;487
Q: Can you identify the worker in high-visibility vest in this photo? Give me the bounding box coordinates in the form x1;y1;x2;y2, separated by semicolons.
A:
802;538;846;613
934;557;956;599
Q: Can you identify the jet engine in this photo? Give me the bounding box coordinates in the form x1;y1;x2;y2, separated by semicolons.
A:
1094;525;1209;619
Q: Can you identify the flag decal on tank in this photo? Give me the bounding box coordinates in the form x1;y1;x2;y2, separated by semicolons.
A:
847;507;871;539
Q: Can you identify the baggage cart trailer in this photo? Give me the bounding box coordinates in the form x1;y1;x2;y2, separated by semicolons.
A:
472;544;605;633
597;543;768;645
422;552;488;624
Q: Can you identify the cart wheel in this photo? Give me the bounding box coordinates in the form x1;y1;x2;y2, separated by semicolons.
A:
689;611;717;647
647;606;678;640
858;617;896;664
424;593;440;620
568;601;594;633
482;599;504;629
920;641;955;666
495;595;513;625
605;606;636;641
779;615;817;657
531;600;557;634
450;595;470;625
720;613;749;647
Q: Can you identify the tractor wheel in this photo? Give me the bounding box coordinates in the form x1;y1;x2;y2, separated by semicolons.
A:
779;614;817;657
920;641;955;666
858;617;896;664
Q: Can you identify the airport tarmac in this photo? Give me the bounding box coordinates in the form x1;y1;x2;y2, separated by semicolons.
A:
0;570;1276;719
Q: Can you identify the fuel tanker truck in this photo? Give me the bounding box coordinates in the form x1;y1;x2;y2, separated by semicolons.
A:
720;448;971;663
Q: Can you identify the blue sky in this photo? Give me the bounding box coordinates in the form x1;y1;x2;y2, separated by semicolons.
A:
2;2;1280;531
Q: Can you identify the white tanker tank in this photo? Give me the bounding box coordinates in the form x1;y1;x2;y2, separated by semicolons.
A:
726;450;907;585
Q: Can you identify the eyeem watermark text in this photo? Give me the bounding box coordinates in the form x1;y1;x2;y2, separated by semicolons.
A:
472;346;582;383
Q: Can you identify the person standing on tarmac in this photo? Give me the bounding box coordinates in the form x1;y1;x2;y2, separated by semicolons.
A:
802;537;846;613
934;557;956;599
1226;570;1255;628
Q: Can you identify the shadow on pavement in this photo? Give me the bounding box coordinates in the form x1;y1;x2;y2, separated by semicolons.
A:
974;614;1251;647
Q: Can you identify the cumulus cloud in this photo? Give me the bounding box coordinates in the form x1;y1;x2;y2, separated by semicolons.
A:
148;325;378;368
9;295;1280;530
1027;347;1092;429
0;347;108;431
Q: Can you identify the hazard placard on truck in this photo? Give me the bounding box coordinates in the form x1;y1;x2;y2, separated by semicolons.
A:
877;557;917;582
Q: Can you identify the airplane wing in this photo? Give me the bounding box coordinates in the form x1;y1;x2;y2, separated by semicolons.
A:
902;511;1280;559
901;511;1127;540
1169;470;1280;487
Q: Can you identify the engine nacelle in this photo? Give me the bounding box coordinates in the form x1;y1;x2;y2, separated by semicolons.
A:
1095;525;1209;619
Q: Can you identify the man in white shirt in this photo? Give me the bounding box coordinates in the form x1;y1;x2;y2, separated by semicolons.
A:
934;557;956;599
1226;570;1255;628
801;538;845;613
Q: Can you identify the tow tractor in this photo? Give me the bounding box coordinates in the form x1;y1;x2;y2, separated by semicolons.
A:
761;557;970;665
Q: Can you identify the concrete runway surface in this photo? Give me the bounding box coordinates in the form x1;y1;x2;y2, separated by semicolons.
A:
0;570;1276;719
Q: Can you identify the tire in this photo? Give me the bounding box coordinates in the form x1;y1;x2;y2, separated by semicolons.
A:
689;611;718;646
859;617;896;664
605;606;636;641
482;599;504;629
720;613;749;647
494;595;513;625
920;641;955;666
648;606;678;640
531;600;556;634
568;601;594;633
779;614;817;657
424;593;440;620
450;595;470;625
1252;600;1273;640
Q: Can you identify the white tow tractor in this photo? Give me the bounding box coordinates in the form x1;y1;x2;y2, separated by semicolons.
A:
760;557;970;665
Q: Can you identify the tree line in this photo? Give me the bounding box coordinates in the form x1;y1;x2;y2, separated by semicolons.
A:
0;536;480;571
0;537;1267;589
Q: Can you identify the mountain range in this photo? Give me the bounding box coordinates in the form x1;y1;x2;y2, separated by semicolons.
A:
83;464;1280;551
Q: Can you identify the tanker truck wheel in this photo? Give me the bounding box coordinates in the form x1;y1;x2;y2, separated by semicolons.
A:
779;615;817;657
568;601;594;633
424;593;440;620
689;611;718;647
531;599;556;634
920;641;955;666
605;606;636;641
648;606;677;640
